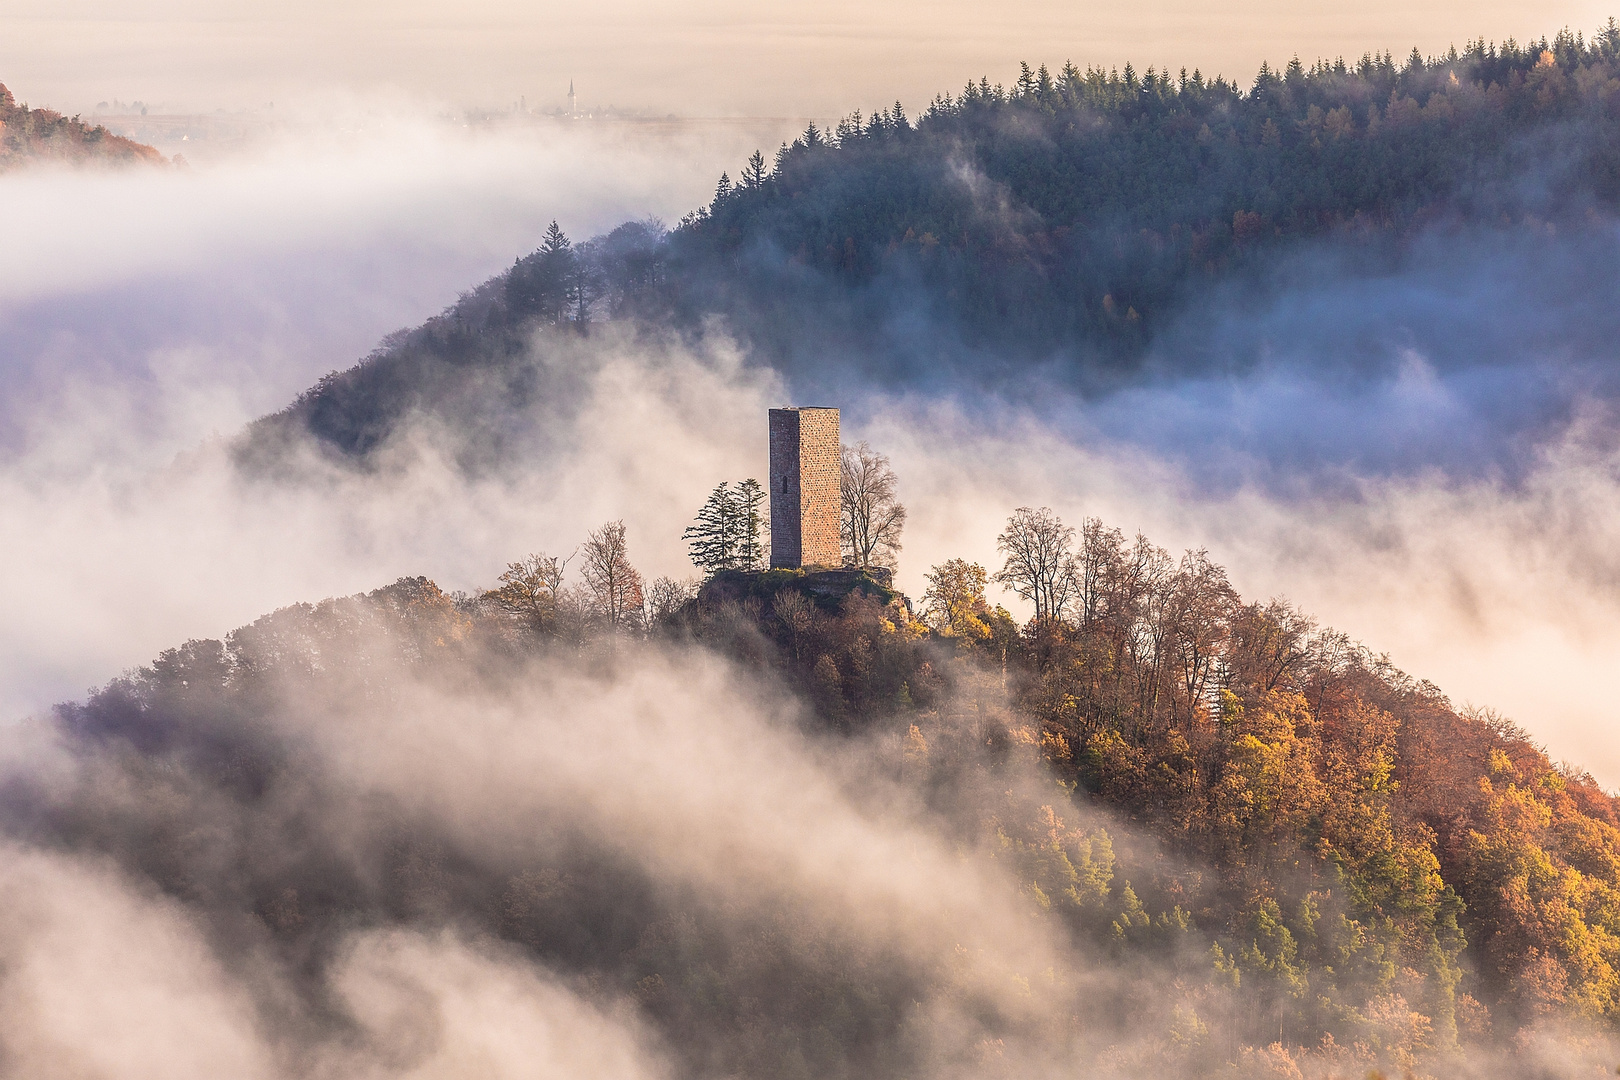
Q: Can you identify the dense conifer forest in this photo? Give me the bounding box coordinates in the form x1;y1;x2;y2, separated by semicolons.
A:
240;21;1620;464
673;25;1620;371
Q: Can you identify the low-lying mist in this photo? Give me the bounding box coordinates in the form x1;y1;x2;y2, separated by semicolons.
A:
9;224;1620;783
12;317;1620;780
11;545;1620;1078
0;107;802;461
9;47;1620;1077
9;275;1620;786
0;596;1178;1079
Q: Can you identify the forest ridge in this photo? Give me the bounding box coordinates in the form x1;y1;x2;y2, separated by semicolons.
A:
243;19;1620;467
0;83;164;170
671;22;1620;366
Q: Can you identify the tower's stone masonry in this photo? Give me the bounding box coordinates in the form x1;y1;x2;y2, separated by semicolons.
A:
769;407;841;569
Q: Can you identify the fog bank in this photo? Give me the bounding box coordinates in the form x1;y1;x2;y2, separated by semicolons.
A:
4;103;1619;793
0;110;798;462
7;312;1620;788
6;0;1615;117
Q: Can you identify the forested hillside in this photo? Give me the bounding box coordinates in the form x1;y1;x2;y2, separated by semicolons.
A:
239;22;1620;467
21;510;1620;1076
671;26;1620;372
18;13;1620;1079
0;82;164;169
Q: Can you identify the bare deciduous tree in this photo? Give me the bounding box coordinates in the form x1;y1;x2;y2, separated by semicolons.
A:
493;551;571;635
1165;548;1237;724
581;521;644;628
772;590;814;663
992;506;1075;623
1228;599;1317;694
645;576;698;628
840;442;906;571
1075;517;1126;629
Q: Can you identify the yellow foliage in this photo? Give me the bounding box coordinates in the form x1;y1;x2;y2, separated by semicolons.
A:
1209;693;1325;860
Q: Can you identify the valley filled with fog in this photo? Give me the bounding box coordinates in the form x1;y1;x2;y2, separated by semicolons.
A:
7;36;1620;1077
4;107;1619;784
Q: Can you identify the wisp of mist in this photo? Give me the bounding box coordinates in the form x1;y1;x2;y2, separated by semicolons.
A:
4;95;1620;787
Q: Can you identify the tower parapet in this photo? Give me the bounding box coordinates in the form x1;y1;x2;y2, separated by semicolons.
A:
769;407;841;569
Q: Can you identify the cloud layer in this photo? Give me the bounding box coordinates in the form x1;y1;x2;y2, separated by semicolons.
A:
5;103;1620;793
6;0;1614;116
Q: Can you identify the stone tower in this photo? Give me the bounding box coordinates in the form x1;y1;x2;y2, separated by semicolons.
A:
769;407;841;570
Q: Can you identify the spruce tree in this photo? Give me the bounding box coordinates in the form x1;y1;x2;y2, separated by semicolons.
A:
684;479;768;575
735;478;766;570
684;483;739;575
741;150;767;190
506;220;577;324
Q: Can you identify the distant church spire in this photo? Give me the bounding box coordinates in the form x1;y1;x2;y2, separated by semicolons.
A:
568;80;576;117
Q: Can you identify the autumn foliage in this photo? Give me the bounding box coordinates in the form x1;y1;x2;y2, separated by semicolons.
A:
0;82;165;170
923;512;1620;1064
36;501;1620;1074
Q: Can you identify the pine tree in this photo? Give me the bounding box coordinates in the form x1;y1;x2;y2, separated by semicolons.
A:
1017;62;1037;98
741;150;768;190
540;220;570;258
684;483;740;575
1600;17;1619;60
735;478;766;569
684;479;768;575
506;220;577;324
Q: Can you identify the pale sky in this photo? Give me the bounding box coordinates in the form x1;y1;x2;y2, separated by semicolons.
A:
3;0;1615;116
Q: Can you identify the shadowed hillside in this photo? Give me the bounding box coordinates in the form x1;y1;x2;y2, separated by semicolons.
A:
237;22;1620;473
668;26;1620;375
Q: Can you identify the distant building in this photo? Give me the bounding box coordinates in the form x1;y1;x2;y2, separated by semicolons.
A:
568;81;576;117
769;407;841;569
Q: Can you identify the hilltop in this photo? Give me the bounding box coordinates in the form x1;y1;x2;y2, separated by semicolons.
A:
0;82;166;170
20;512;1620;1076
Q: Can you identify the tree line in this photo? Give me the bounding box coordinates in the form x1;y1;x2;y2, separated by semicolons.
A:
662;20;1620;367
242;16;1620;471
328;18;1620;396
414;20;1620;353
